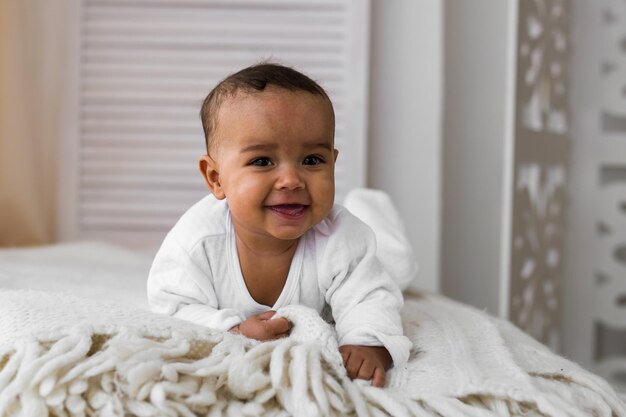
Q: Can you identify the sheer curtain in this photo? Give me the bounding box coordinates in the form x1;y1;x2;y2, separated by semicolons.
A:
0;0;69;247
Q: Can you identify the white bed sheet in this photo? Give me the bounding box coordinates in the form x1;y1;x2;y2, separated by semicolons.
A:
0;241;152;310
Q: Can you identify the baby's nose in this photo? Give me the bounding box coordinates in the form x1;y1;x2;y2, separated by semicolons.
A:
276;166;305;190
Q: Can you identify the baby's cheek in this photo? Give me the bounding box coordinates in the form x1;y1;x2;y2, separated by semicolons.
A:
313;177;335;202
230;180;266;202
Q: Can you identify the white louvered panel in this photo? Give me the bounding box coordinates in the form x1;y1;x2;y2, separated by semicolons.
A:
66;0;369;246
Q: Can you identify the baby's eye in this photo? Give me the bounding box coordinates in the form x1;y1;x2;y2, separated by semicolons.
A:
250;157;273;167
303;155;324;165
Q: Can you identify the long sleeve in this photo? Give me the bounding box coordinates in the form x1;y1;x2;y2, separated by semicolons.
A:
319;208;412;368
147;235;245;332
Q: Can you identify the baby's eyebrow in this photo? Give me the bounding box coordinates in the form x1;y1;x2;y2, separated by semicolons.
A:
239;142;333;153
306;142;333;151
240;143;277;153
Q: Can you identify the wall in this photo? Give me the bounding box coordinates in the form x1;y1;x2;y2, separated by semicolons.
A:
368;0;443;292
0;0;69;247
440;0;513;314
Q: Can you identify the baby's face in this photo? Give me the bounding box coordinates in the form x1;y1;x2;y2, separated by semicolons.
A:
202;88;337;244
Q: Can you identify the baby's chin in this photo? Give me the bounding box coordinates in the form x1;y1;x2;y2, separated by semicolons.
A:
266;228;311;242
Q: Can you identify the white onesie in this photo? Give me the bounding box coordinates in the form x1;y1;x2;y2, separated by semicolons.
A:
147;194;412;367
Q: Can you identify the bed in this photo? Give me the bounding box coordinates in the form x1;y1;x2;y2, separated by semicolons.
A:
0;241;624;417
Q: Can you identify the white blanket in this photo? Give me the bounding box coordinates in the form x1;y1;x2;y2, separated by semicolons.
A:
0;288;624;417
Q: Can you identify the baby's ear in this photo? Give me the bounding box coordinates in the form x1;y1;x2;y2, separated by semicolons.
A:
198;155;226;199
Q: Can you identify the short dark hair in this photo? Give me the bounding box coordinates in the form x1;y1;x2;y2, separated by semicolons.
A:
200;62;332;153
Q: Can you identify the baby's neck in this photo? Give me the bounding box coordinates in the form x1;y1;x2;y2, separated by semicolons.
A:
234;233;299;307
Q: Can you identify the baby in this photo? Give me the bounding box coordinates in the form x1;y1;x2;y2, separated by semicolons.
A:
148;63;411;387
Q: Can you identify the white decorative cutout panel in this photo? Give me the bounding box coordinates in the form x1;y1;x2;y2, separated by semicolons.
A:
509;0;569;350
593;0;626;392
518;0;569;134
511;163;565;349
603;0;626;117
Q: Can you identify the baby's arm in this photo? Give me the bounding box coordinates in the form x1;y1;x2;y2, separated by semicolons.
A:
321;209;412;385
148;236;245;331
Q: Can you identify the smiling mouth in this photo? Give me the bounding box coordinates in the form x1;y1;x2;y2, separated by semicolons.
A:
267;204;309;218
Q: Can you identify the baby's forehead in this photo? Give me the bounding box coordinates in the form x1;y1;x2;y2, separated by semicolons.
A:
211;87;335;151
221;86;329;108
216;87;334;127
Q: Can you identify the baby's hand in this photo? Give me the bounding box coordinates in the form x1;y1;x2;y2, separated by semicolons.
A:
230;310;291;341
339;345;392;387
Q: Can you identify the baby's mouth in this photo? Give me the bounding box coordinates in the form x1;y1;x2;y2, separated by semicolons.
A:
267;204;308;218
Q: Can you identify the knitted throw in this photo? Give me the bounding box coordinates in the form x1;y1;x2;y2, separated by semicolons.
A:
0;289;624;417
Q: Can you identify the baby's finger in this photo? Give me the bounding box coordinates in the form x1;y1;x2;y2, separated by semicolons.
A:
340;348;351;366
269;317;292;335
345;355;364;379
357;361;375;381
372;367;386;388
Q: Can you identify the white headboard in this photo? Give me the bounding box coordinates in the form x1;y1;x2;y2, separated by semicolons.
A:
58;0;370;248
